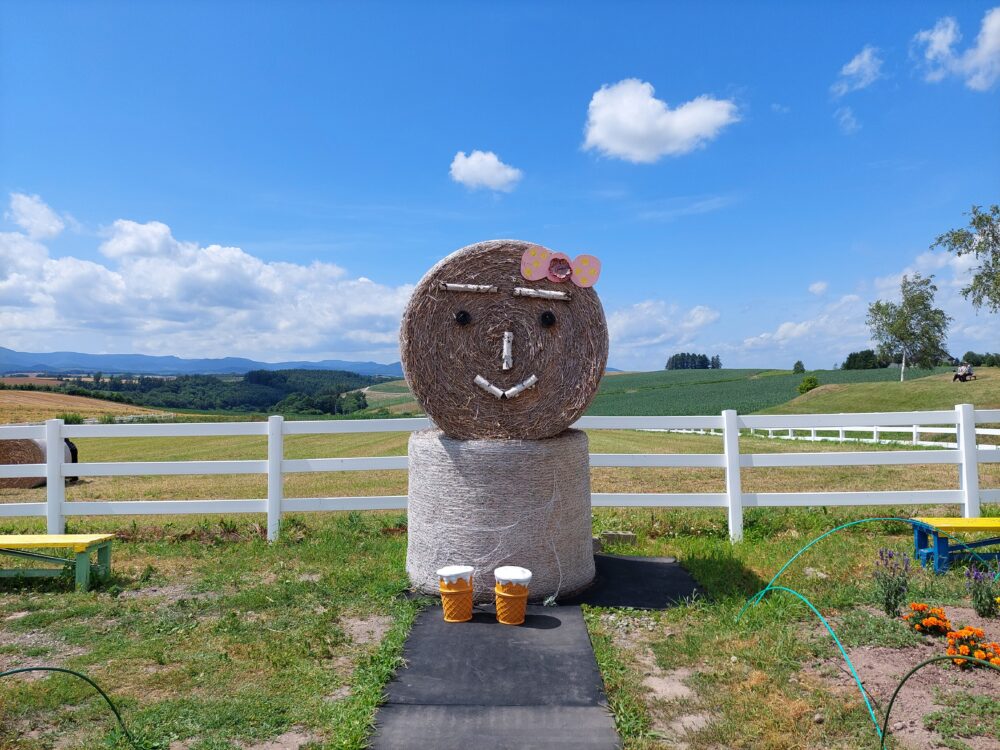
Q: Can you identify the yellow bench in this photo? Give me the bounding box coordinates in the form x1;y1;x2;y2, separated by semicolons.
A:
913;518;1000;573
0;534;113;591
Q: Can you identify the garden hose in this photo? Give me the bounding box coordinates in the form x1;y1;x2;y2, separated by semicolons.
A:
738;516;1000;621
879;655;1000;749
0;666;139;749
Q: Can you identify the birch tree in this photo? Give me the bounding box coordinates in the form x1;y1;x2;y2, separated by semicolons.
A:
866;273;952;382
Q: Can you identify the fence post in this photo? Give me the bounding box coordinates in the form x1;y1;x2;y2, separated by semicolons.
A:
839;427;846;441
722;410;743;542
45;419;65;534
956;404;979;518
912;425;919;445
267;415;284;541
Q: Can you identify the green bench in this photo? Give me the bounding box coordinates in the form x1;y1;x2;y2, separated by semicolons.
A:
0;534;114;591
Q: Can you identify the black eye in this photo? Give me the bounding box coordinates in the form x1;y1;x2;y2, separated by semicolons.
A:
540;311;556;328
454;310;471;326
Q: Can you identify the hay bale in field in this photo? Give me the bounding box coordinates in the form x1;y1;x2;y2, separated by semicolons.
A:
0;439;45;489
400;239;609;440
406;428;595;602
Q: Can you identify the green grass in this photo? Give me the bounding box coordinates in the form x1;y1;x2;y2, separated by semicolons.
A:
766;367;1000;415
586;367;948;416
923;692;1000;750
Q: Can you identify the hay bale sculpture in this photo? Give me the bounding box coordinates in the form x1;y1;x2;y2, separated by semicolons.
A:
401;239;608;602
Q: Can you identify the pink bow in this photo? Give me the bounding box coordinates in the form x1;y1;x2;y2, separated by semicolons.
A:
520;246;601;288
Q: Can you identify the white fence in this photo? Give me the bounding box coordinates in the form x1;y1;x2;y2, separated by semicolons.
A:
1;404;997;543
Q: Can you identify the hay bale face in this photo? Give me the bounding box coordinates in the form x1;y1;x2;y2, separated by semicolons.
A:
401;239;608;440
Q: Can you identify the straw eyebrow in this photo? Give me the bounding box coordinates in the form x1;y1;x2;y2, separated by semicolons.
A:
438;282;498;293
513;287;571;301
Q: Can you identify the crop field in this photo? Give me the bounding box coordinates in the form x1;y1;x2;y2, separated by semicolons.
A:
0;392;163;424
586;367;947;416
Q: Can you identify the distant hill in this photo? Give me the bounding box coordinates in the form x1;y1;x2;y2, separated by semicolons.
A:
0;346;403;378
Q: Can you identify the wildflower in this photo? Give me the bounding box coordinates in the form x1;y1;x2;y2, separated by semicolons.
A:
959;645;970;655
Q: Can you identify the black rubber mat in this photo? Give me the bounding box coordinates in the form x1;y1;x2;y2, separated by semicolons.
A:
370;605;619;749
561;553;701;609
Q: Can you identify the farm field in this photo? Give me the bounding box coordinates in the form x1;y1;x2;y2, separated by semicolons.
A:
586;367;948;416
362;367;951;418
0;391;164;424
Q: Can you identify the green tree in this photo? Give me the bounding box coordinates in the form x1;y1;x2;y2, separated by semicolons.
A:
931;204;1000;312
792;360;805;374
866;273;952;382
797;375;819;394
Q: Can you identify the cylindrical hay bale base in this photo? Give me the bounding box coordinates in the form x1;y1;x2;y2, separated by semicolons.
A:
407;428;594;603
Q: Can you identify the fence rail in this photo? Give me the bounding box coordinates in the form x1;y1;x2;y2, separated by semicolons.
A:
0;405;996;542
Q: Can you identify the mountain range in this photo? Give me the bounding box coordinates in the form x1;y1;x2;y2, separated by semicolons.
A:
0;346;404;378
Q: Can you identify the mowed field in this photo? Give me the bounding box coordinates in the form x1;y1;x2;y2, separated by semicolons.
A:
766;366;1000;414
0;391;163;424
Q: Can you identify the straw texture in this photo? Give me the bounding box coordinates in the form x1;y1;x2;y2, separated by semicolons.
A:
400;239;608;440
406;427;595;603
0;439;45;489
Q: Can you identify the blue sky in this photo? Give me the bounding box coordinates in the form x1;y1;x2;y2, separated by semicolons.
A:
1;1;998;370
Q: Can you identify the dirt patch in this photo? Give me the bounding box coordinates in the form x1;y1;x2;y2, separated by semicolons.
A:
340;614;392;646
325;685;351;702
600;611;710;743
117;582;220;604
0;627;87;680
240;728;322;750
809;642;1000;750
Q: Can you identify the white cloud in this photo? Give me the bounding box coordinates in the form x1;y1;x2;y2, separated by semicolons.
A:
583;78;740;163
607;299;720;368
741;294;867;354
809;281;829;295
449;150;522;192
913;7;1000;91
5;193;65;239
0;194;414;361
835;106;861;134
831;45;884;97
636;194;736;221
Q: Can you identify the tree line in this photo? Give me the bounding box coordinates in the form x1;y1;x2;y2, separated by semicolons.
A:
665;353;722;370
1;369;376;415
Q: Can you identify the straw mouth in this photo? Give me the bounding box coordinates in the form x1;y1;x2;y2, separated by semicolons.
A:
494;565;532;585
436;565;474;584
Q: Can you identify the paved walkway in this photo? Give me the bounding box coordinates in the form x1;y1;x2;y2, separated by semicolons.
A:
371;555;700;749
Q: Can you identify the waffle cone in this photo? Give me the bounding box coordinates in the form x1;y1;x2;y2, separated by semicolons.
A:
494;582;529;625
439;577;473;622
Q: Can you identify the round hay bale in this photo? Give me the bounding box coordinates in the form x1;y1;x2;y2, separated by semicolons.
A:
406;428;595;602
0;439;46;489
400;239;608;440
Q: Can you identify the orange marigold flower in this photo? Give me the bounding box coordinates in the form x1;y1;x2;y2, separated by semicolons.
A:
947;647;957;656
974;650;987;660
955;658;967;666
992;658;1000;666
959;645;970;655
915;624;923;631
